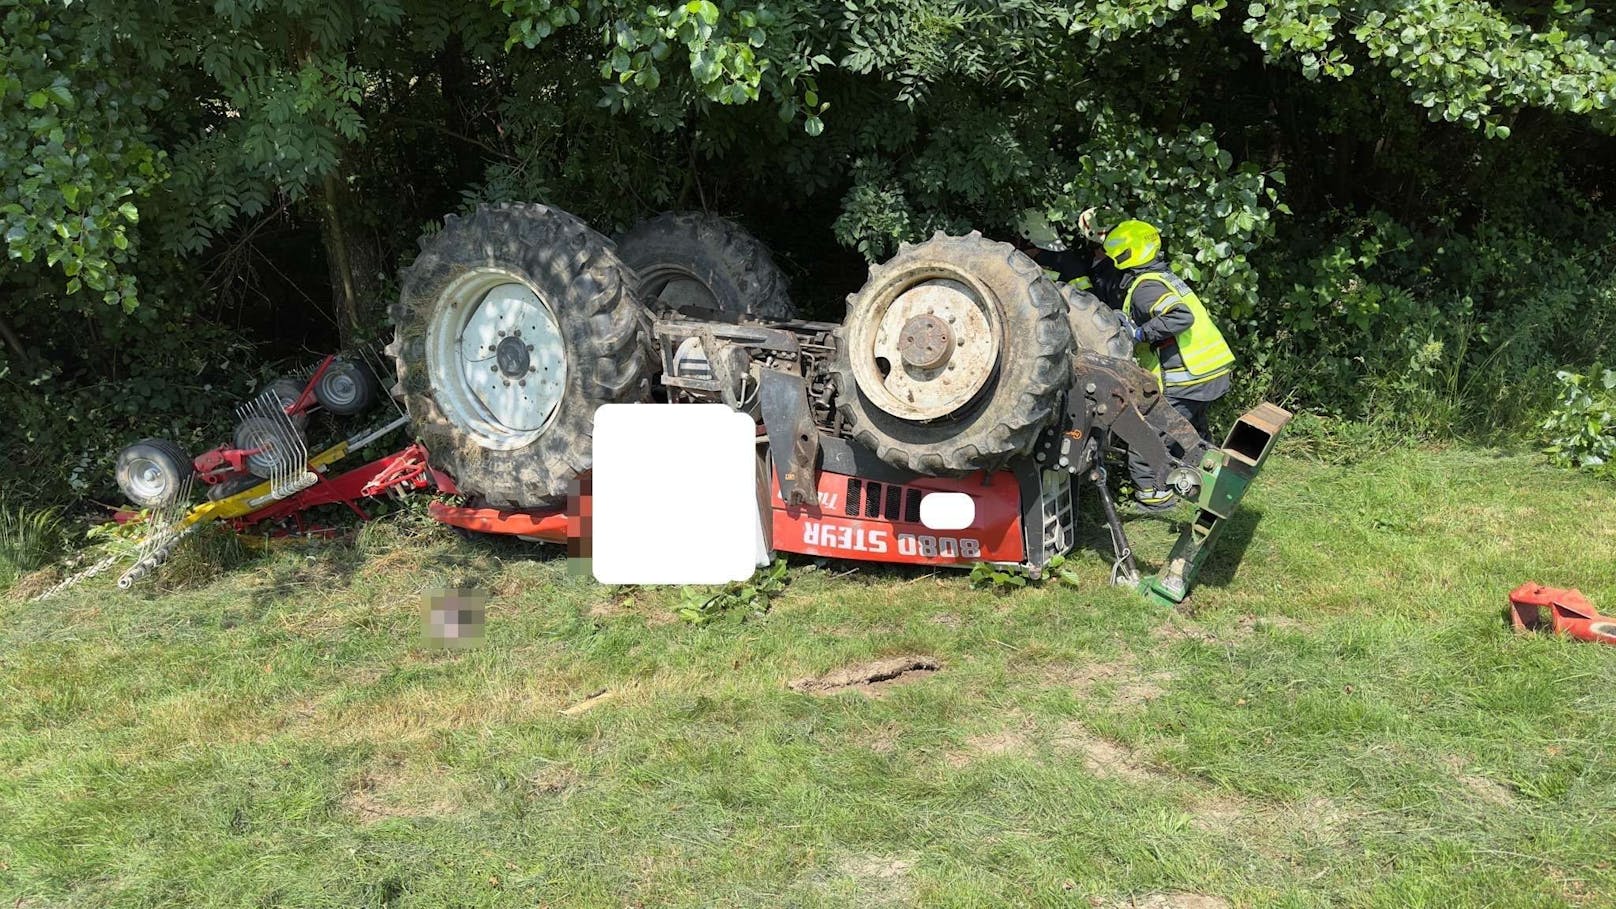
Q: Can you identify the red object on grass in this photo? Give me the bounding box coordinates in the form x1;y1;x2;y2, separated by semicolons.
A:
1508;583;1616;646
428;500;569;542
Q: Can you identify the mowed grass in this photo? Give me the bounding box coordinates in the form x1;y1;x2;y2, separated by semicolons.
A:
3;445;1615;908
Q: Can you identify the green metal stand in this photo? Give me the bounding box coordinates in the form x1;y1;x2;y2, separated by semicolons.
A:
1141;402;1292;605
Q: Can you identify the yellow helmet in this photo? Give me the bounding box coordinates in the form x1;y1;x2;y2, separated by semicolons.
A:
1103;220;1162;270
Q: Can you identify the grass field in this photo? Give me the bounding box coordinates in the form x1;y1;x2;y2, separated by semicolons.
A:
3;444;1615;908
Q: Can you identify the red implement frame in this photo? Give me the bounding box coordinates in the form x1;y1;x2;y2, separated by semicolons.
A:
421;465;1024;568
428;501;569;542
1508;583;1616;646
229;442;433;533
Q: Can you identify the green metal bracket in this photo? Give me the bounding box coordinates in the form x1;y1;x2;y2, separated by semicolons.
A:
1140;402;1293;605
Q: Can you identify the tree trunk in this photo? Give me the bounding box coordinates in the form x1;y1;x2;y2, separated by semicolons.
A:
0;311;30;366
313;166;382;347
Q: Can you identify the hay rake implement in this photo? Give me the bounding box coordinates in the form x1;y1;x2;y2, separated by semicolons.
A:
38;350;434;599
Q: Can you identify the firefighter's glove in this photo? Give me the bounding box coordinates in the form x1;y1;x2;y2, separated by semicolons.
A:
1120;311;1143;343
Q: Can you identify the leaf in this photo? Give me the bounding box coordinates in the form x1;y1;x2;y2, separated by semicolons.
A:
804;116;824;136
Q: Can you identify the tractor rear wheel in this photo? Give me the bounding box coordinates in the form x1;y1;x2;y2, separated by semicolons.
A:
389;203;655;506
616;212;796;320
1061;284;1133;360
834;232;1074;475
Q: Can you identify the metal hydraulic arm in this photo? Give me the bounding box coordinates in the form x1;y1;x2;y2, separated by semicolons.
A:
1062;353;1292;604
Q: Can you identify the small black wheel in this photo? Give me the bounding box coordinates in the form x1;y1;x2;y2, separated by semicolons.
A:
233;416;302;478
257;376;312;428
313;357;378;415
115;439;195;508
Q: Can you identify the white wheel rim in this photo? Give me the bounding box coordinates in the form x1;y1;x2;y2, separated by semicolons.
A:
320;368;358;407
128;458;170;500
426;269;568;450
847;268;1003;421
236;420;291;475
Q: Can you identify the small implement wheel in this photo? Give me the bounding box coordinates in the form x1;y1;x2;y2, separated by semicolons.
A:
115;439;194;508
313;358;378;415
233;416;302;478
257;376;311;428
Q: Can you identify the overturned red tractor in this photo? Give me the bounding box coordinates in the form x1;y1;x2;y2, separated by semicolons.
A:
389;205;1289;602
95;204;1282;602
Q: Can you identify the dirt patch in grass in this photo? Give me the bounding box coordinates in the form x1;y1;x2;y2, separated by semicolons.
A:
1039;653;1136;696
6;567;60;601
1103;894;1230;909
1152;614;1304;645
1186;792;1251;834
1442;755;1516;806
528;762;579;797
861;722;903;754
343;764;465;824
790;656;940;696
1041;655;1173;707
1052;722;1159;782
945;728;1031;768
1150;620;1218;644
836;855;915;905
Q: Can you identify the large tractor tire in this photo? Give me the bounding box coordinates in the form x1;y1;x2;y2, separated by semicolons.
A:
388;203;656;507
833;231;1074;475
1061;284;1133;360
616;212;797;320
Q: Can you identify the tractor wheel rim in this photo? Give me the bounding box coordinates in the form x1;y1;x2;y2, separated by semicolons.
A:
426;269;567;450
129;459;170;500
848;271;1002;421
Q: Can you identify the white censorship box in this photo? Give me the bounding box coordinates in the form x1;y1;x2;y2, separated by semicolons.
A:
590;404;766;585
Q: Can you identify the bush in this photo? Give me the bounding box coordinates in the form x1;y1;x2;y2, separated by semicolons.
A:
1541;369;1616;478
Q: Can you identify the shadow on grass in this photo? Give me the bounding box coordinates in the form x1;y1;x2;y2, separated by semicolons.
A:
1194;506;1263;589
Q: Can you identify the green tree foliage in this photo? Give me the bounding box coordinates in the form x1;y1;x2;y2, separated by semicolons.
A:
1;0;1614;503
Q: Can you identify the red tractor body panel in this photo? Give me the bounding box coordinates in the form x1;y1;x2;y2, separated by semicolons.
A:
768;468;1024;566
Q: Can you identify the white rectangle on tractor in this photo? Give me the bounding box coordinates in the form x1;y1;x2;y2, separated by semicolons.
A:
590;404;766;585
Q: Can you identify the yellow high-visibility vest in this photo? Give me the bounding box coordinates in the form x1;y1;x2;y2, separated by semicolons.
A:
1122;270;1235;389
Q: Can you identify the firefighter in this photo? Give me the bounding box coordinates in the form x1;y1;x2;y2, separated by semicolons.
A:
1016;209;1123;307
1102;218;1236;511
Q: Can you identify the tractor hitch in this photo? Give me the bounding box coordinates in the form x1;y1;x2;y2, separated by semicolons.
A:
1141;402;1291;605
